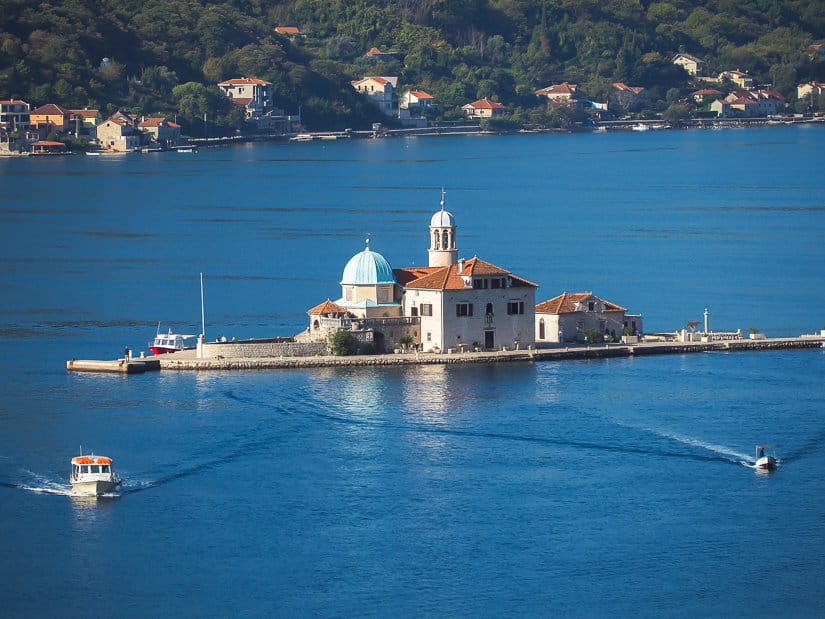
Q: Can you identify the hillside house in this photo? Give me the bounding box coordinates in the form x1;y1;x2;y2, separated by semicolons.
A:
719;70;753;89
0;99;30;132
365;47;395;62
218;77;273;120
68;109;101;136
610;83;649;111
351;76;399;116
400;90;435;113
96;116;140;151
692;89;723;104
138;117;182;147
462;98;507;119
535;82;583;104
797;81;825;100
30;104;70;133
672;53;703;76
274;26;305;41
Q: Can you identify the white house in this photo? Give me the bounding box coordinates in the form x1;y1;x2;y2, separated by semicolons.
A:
351;76;399;116
672;53;703;76
218;77;273;119
462;98;507;119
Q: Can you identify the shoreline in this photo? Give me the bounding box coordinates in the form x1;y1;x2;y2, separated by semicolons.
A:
67;336;824;373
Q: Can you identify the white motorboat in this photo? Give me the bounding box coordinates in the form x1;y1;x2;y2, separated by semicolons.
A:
755;445;777;470
70;453;121;495
149;325;197;355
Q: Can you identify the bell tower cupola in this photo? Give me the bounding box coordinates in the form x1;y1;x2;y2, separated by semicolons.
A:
428;188;457;267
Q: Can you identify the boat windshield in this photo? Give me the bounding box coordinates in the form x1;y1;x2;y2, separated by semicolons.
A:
101;465;110;473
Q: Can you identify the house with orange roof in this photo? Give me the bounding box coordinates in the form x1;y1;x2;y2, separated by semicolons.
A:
96;115;140;151
535;82;583;104
30;104;71;132
67;108;101;135
797;81;825;100
610;83;649;111
0;99;31;132
138;117;182;147
462;98;507;119
365;47;395;62
719;70;753;89
274;26;305;41
218;77;273;120
352;76;399;116
692;89;723;104
535;292;642;344
400;90;434;112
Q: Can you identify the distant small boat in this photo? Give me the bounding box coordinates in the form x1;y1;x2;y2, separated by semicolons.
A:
85;151;101;156
176;147;196;153
755;445;777;470
71;453;121;496
149;325;197;355
631;123;650;131
290;133;313;142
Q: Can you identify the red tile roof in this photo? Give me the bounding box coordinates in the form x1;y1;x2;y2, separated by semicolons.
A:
466;98;506;110
408;90;433;99
402;257;536;290
536;82;578;96
535;292;626;314
307;299;347;315
31;103;69;116
229;97;253;106
275;26;303;35
219;77;272;85
68;109;99;118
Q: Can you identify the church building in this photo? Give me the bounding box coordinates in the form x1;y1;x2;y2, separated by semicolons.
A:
303;190;538;353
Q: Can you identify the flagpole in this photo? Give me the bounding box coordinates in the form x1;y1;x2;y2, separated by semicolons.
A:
200;272;205;339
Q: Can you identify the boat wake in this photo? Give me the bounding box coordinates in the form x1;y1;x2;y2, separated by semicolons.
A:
645;429;755;467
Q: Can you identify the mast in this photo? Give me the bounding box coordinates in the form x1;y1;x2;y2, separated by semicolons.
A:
200;272;205;338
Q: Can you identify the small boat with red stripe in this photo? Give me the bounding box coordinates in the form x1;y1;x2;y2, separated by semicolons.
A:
149;324;197;355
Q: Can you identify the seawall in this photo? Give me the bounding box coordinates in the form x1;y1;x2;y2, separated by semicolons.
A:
155;336;824;372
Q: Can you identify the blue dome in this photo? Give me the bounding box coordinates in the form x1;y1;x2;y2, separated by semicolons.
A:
341;244;396;285
430;208;455;227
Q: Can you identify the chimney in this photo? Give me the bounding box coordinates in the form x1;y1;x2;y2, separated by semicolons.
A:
458;258;465;273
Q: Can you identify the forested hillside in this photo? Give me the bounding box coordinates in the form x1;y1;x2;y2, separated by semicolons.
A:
2;0;824;131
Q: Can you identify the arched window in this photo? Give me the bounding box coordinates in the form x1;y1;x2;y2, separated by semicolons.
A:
313;320;320;330
433;231;439;249
441;230;449;250
539;318;545;340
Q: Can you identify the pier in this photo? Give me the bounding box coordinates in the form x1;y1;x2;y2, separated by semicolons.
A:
67;335;824;373
66;358;160;374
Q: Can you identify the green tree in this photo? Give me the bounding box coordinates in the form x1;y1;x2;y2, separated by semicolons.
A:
329;329;357;356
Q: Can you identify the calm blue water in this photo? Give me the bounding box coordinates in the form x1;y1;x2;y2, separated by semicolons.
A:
1;127;824;616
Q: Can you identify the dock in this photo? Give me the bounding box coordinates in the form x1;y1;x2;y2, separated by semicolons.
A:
66;358;161;374
63;335;823;373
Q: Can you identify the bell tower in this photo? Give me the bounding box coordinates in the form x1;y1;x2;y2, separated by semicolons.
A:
428;188;458;267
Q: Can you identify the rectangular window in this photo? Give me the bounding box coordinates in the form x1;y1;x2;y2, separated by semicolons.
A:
410;306;418;317
507;301;524;315
491;278;501;289
473;279;483;289
456;303;473;317
426;332;432;342
420;303;432;316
